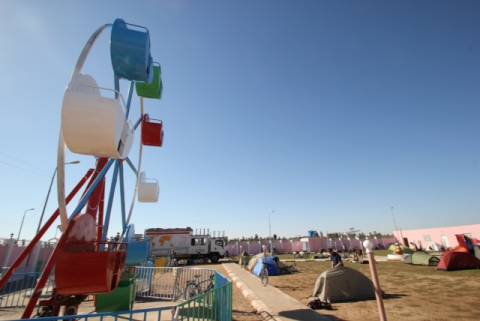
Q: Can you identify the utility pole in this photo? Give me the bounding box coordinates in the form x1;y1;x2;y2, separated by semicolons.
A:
390;206;403;242
17;208;35;242
36;161;80;234
268;210;275;253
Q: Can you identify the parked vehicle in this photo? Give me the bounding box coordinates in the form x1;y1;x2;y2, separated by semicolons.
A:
145;227;227;263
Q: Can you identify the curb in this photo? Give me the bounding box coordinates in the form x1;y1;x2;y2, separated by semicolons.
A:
222;263;279;321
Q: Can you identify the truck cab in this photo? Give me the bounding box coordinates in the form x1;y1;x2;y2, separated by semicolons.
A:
209;237;226;263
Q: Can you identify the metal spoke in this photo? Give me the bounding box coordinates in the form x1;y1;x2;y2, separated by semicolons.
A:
125;157;138;175
134;116;143;130
125;81;135;118
69;159;114;221
102;161;119;240
119;160;127;230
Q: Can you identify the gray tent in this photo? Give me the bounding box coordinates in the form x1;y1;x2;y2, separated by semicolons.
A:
312;267;375;303
411;251;441;266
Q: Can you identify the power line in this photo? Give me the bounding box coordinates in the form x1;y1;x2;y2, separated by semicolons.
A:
0;151;50;174
0;159;49;177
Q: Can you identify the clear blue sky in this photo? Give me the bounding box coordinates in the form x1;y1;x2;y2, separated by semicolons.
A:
0;1;479;240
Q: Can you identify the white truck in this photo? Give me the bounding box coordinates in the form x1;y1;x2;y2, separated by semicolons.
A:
145;227;227;263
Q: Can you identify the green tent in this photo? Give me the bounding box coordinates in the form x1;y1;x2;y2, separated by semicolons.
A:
411;251;441;266
388;244;413;255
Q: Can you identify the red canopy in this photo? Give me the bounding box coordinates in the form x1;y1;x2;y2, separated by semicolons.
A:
437;250;480;271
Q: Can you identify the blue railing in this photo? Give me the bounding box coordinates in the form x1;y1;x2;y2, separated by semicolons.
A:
11;306;171;321
174;272;232;321
6;267;232;321
0;272;54;308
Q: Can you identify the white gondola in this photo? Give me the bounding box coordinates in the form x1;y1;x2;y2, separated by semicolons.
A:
138;171;159;202
61;73;134;159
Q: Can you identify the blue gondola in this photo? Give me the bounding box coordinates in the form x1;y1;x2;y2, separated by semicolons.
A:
110;18;153;82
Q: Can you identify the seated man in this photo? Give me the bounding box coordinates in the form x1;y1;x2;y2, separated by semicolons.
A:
240;250;250;269
328;248;343;268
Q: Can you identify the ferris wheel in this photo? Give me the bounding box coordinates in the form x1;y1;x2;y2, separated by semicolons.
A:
0;18;164;318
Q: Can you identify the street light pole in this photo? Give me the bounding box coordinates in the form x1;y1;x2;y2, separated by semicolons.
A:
17;208;35;242
36;161;80;234
268;210;275;253
390;206;403;242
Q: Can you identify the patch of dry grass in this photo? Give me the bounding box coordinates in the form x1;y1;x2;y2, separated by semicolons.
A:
268;260;480;321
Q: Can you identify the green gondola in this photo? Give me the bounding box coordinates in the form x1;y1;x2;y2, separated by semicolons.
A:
136;63;162;99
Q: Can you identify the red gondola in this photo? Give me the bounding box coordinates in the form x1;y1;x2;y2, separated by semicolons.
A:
142;114;164;147
55;214;127;295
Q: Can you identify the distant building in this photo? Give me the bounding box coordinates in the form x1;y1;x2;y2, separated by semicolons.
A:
393;224;480;250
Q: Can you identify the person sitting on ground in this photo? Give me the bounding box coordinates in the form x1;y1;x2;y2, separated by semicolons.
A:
328;248;343;268
352;250;360;263
240;250;249;269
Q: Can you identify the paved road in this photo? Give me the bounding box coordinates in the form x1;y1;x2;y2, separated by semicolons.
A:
223;263;338;321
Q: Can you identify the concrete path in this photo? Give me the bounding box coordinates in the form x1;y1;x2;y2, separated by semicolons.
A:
223;263;336;321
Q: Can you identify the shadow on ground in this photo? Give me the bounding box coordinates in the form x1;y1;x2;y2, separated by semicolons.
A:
383;293;407;300
233;309;262;316
279;308;346;321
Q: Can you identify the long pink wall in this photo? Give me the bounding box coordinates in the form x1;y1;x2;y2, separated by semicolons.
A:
226;236;395;255
0;239;54;272
393;224;480;250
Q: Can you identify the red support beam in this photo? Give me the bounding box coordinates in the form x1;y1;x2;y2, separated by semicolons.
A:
0;169;94;292
86;158;107;220
22;159;109;318
21;218;76;318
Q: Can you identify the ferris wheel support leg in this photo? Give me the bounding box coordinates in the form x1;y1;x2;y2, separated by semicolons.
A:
102;161;120;241
0;169;94;292
19;170;95;319
119;161;127;230
21;220;78;319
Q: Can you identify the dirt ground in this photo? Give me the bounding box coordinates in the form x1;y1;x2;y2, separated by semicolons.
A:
268;260;480;321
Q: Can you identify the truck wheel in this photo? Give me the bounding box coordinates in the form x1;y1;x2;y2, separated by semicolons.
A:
210;253;219;264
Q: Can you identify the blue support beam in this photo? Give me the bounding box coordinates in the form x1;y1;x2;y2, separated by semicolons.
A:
125;157;138;175
125;81;135;119
114;75;120;99
134;116;143;130
118;161;127;231
69;160;115;221
101;161;120;240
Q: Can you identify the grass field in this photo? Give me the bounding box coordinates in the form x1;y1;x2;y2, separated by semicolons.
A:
268;260;480;321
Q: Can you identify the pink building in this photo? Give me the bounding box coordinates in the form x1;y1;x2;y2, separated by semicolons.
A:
0;238;55;272
226;235;395;255
393;224;480;250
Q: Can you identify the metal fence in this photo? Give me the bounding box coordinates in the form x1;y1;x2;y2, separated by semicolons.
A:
5;267;232;321
0;272;55;308
174;272;232;321
134;267;215;301
11;306;172;321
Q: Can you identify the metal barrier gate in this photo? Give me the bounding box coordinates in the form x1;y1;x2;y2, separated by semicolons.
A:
0;272;54;308
134;267;215;301
174;272;232;321
6;267;232;321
